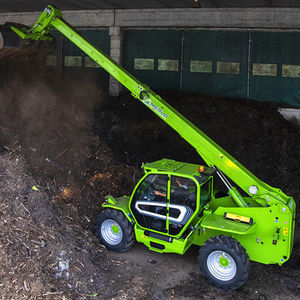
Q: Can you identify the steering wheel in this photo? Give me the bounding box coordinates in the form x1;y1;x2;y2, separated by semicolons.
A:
146;184;156;200
147;184;155;196
138;183;155;201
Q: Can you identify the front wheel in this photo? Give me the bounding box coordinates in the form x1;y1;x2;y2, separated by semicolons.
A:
96;208;134;252
198;235;250;291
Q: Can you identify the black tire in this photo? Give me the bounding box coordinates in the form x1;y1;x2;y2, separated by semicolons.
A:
96;208;134;253
198;235;250;291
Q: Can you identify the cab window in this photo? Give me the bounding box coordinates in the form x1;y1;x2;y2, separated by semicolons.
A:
130;174;168;232
168;176;197;235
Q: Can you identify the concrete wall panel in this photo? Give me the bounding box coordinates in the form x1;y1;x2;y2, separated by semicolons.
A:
2;8;300;29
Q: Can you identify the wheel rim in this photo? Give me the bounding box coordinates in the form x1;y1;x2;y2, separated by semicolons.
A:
101;219;123;245
207;250;237;281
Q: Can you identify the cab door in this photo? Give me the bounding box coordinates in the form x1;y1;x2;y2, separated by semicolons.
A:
130;173;169;233
167;176;197;236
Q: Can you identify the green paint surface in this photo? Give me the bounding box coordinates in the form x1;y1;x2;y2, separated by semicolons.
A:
219;256;229;267
112;224;119;234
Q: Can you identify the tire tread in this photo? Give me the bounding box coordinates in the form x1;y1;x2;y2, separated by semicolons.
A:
96;208;134;253
198;235;250;291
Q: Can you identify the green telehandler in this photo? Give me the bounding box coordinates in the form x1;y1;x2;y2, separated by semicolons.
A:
9;5;296;291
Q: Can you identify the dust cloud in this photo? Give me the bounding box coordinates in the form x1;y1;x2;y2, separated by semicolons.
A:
0;62;107;187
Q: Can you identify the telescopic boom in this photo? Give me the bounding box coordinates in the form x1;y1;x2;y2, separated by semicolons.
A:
11;5;292;208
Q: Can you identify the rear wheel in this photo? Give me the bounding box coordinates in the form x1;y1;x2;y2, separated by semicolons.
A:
96;208;134;252
198;235;250;290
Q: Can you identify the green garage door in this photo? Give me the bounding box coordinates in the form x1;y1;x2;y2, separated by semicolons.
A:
250;32;300;106
63;29;110;88
123;30;182;91
182;30;249;98
48;28;300;106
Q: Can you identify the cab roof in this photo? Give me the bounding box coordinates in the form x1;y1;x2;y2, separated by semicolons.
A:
142;158;201;177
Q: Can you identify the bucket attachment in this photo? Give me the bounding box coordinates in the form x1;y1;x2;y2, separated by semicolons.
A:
0;23;55;62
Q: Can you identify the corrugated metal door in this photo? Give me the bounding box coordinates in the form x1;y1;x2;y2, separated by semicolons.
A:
182;30;249;98
49;28;300;106
123;30;182;91
250;32;300;106
63;29;110;87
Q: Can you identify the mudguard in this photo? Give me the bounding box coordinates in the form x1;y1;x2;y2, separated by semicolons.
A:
102;195;134;223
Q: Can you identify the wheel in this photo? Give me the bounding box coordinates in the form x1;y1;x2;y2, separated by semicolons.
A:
96;208;134;252
198;235;250;291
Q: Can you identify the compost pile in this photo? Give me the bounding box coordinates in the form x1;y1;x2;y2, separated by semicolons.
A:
0;63;141;299
95;91;300;199
0;62;299;299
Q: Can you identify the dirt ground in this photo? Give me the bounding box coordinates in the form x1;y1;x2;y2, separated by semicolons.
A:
0;62;299;299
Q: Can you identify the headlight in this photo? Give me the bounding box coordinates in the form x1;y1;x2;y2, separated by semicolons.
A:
249;185;258;195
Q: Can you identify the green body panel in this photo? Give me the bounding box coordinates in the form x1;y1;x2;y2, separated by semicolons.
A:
142;159;206;179
200;214;256;235
217;203;295;265
192;196;296;265
102;195;133;223
12;6;296;267
134;225;193;254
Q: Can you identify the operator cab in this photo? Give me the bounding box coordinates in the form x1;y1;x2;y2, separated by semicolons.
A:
129;159;214;237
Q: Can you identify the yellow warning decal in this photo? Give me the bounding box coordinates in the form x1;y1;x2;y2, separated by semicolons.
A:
283;228;288;236
224;212;253;225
